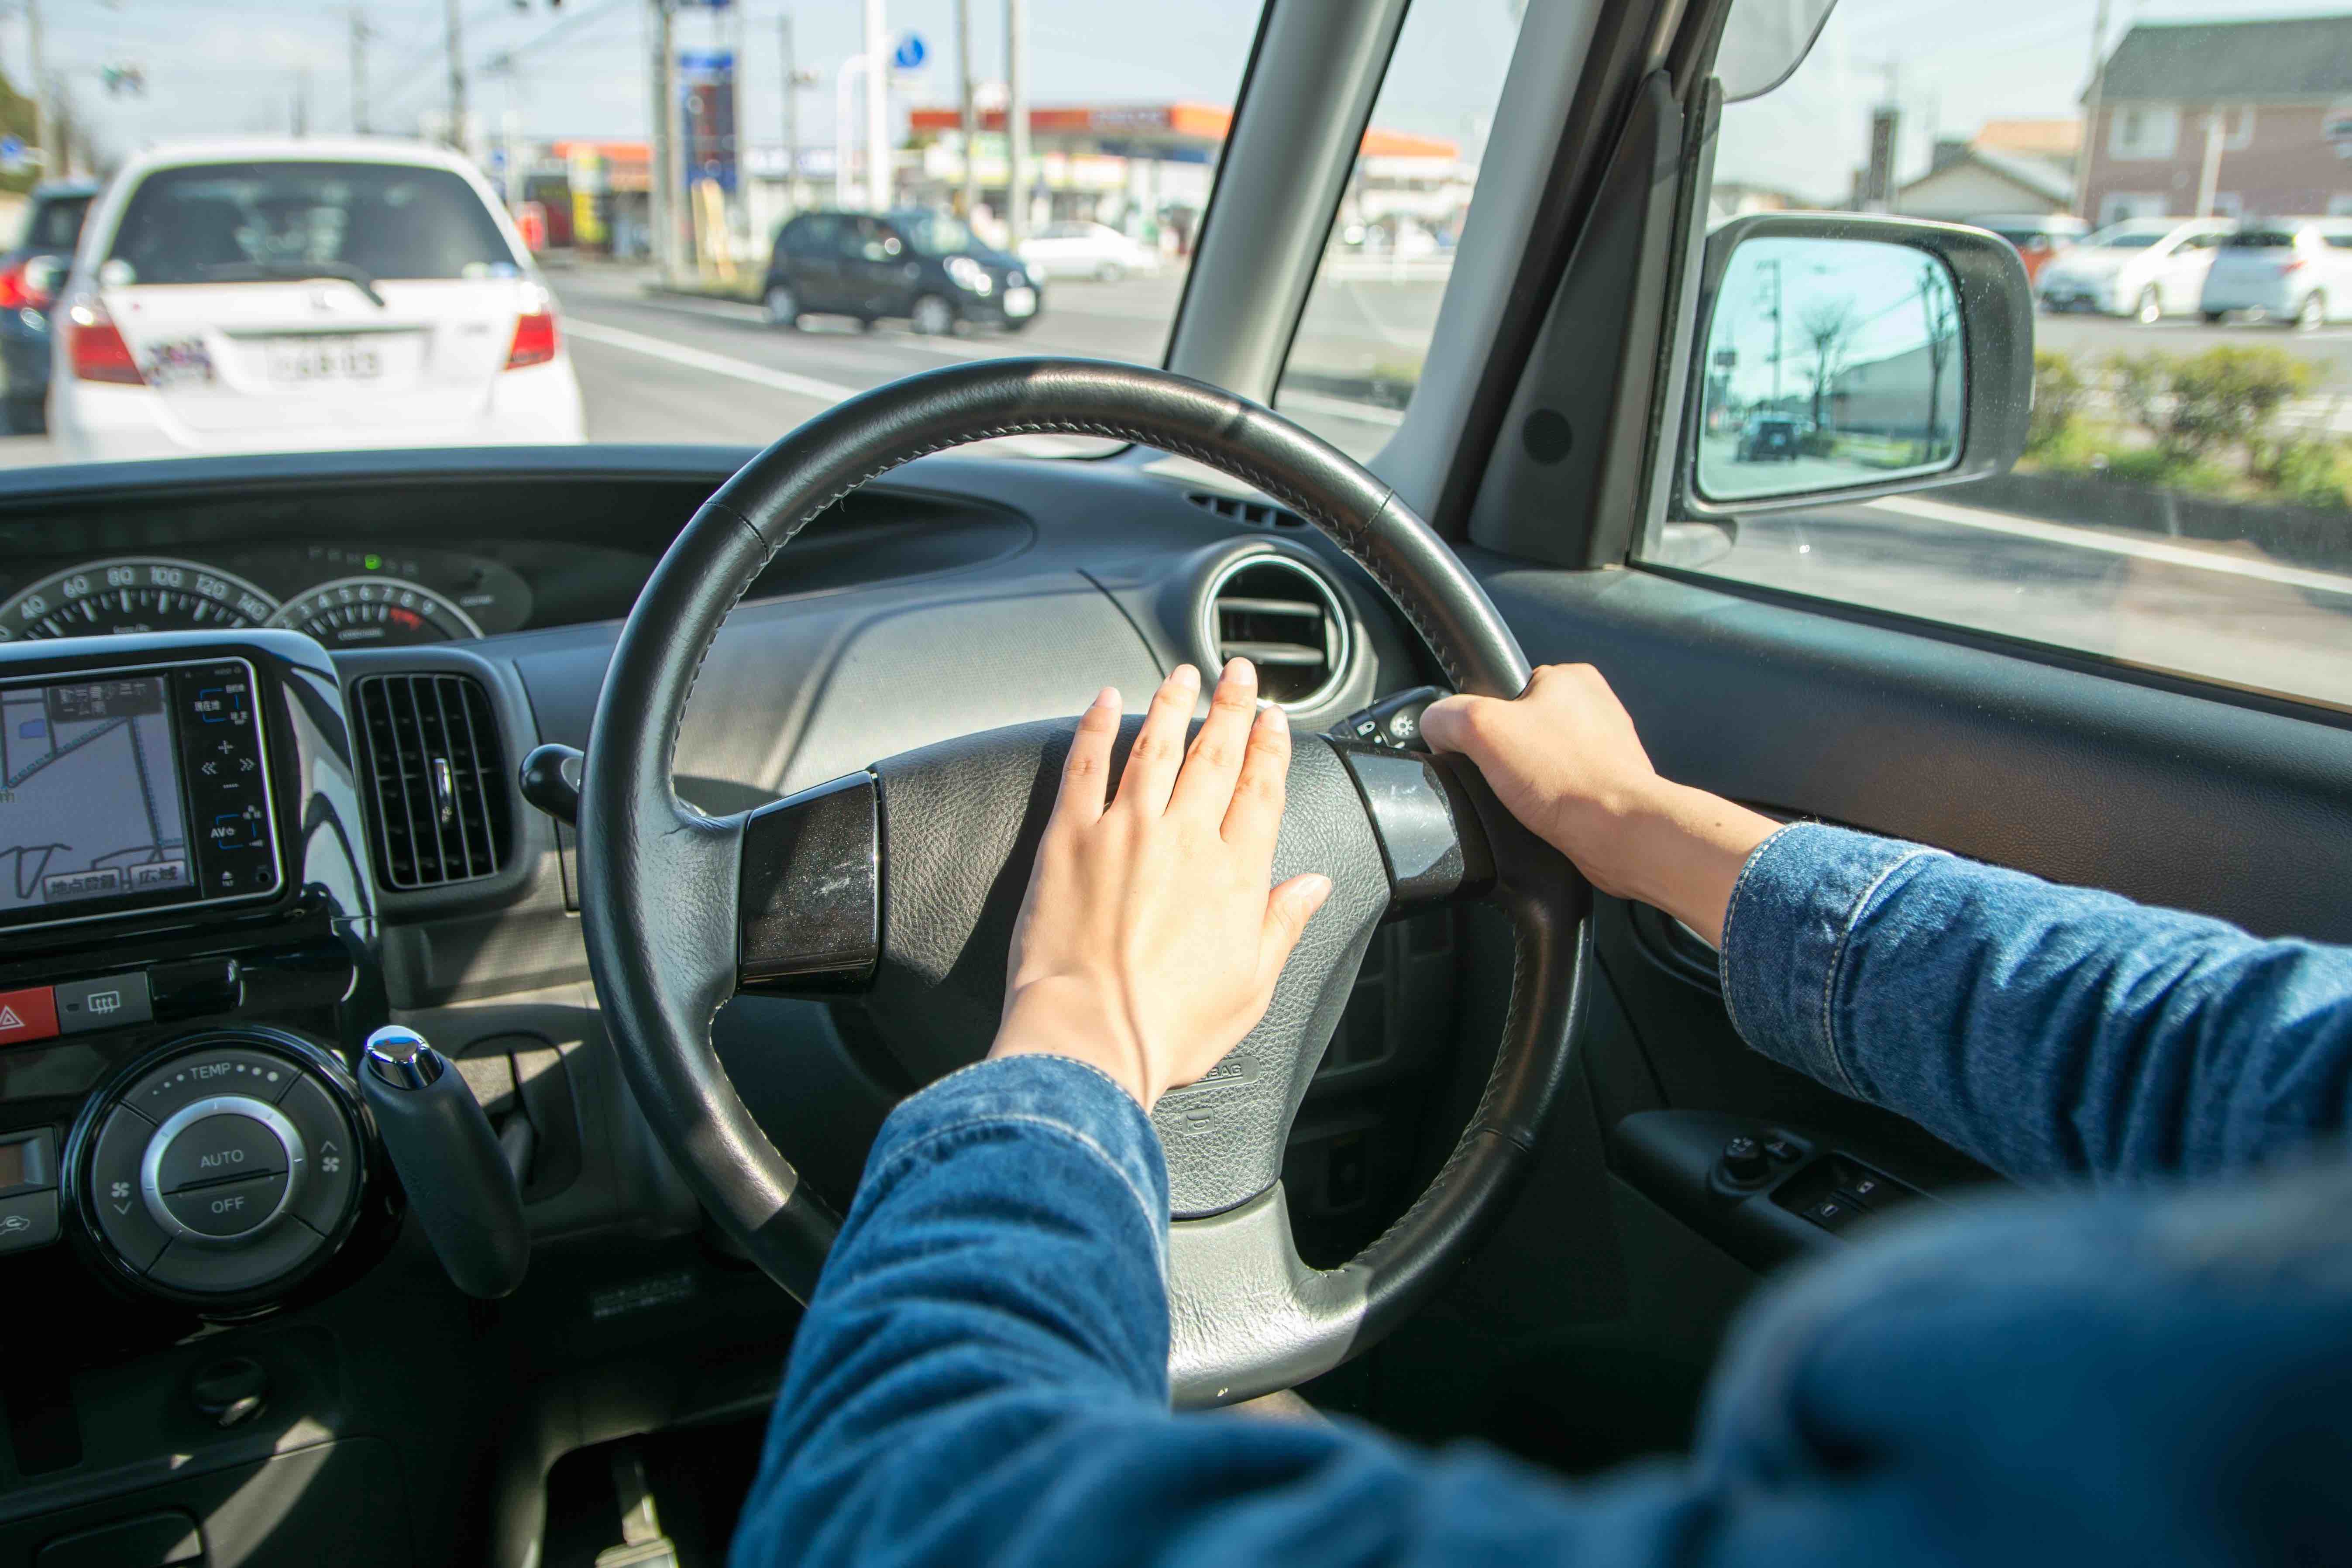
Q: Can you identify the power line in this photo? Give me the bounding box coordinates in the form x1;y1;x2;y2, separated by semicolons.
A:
370;0;633;128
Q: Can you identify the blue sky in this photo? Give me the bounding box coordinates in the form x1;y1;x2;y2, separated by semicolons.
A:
32;0;2349;196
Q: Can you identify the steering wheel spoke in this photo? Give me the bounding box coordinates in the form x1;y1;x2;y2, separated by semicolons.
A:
738;772;881;994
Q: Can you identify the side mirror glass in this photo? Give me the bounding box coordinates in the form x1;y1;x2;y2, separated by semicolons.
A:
21;255;63;303
1681;214;2034;517
1697;237;1963;503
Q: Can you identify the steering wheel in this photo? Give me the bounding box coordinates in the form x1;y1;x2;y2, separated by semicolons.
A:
579;359;1590;1407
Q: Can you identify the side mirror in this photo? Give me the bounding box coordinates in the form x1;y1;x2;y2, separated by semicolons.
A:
1680;214;2032;515
21;255;63;305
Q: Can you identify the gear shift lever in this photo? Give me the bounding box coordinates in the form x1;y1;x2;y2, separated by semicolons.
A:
360;1025;530;1299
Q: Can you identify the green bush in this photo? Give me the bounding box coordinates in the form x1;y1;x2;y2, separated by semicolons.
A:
2028;350;2087;454
2255;437;2352;510
1798;429;1836;458
2103;345;2309;467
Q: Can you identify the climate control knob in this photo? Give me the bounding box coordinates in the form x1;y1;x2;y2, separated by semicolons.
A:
140;1095;304;1244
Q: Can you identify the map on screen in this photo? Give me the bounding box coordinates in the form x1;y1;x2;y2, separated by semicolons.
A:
0;677;191;915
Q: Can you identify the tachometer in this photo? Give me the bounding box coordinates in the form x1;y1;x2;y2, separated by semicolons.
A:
268;576;484;647
0;557;281;641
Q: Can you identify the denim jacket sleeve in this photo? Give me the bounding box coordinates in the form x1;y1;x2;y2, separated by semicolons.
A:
1718;822;2352;1183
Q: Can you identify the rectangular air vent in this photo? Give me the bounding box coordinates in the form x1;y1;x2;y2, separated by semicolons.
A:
354;673;513;890
1186;491;1306;530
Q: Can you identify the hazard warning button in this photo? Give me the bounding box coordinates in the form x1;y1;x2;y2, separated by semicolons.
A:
0;986;59;1047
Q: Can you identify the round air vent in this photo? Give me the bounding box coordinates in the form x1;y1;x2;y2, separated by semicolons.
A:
1197;553;1352;710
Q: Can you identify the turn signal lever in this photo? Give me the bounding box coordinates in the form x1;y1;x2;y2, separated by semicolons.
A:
359;1025;530;1299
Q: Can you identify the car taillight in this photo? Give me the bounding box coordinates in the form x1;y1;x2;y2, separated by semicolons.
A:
66;301;141;384
2283;257;2308;273
505;309;558;369
0;265;25;310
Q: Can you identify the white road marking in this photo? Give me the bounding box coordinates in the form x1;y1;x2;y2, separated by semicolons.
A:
1865;493;2352;596
561;318;866;402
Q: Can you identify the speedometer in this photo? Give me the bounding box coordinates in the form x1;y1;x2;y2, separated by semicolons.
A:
267;576;484;647
0;557;281;641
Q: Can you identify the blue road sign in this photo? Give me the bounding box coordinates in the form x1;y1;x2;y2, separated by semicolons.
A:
892;33;928;71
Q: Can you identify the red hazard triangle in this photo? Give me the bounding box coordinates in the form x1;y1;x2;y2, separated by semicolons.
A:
0;1007;21;1029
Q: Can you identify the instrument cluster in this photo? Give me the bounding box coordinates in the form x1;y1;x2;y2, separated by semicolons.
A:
0;542;533;649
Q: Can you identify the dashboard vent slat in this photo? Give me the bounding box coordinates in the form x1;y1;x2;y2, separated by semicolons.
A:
1201;555;1350;710
355;672;512;891
1185;491;1307;530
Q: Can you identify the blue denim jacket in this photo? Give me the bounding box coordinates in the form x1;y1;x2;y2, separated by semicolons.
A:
732;825;2352;1567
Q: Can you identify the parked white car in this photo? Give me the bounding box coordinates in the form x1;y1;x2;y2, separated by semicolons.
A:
2199;218;2352;329
2035;217;2235;324
51;138;583;462
1017;222;1164;282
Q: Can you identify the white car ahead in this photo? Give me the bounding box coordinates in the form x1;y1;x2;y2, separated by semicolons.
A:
51;138;583;462
1017;222;1164;282
2035;217;2235;324
2199;218;2352;329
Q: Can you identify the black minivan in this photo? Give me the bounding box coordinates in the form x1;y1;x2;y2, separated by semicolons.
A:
761;210;1042;335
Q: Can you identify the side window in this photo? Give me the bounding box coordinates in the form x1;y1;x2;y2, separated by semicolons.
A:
1270;2;1531;459
784;216;835;258
1655;0;2352;712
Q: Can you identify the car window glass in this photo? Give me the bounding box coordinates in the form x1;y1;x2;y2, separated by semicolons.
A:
1271;0;1531;459
25;196;89;252
18;0;1264;464
107;162;516;284
1656;0;2352;713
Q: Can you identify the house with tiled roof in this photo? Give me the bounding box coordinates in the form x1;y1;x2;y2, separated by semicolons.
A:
2082;14;2352;224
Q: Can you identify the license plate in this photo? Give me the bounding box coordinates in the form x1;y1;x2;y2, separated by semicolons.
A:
1003;287;1038;318
265;336;385;385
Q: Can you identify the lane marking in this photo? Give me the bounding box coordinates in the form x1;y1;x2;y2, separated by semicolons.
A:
562;318;865;402
1864;493;2352;596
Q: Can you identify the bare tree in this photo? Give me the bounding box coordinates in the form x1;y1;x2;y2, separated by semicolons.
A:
1798;294;1860;429
1918;262;1960;458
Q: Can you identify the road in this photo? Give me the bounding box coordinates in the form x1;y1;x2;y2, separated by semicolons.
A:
0;262;2344;708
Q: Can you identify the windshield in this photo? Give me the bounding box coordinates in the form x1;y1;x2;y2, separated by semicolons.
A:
16;1;1264;466
2087;230;2164;250
899;213;975;256
109;162;518;285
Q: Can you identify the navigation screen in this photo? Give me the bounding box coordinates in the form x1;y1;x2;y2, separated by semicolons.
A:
0;659;280;930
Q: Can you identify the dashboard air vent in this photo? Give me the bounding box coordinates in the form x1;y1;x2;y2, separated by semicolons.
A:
354;673;513;890
1200;555;1350;709
1186;491;1306;530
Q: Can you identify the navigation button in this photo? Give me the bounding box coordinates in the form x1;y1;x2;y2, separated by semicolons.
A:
89;1107;171;1272
157;1113;286;1192
162;1170;287;1238
128;860;187;893
0;985;58;1047
57;972;155;1035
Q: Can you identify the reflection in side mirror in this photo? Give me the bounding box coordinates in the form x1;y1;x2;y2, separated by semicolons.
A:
21;255;63;305
1696;237;1964;504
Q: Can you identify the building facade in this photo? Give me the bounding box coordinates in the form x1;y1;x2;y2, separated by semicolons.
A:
2082;15;2352;225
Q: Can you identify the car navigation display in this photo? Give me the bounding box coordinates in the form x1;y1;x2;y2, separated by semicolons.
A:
0;657;281;932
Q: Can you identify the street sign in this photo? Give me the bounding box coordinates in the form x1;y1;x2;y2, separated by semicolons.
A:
678;51;739;194
892;33;928;71
0;136;23;175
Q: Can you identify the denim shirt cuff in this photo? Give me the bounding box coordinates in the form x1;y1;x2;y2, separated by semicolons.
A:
874;1053;1170;1244
1719;822;1946;1098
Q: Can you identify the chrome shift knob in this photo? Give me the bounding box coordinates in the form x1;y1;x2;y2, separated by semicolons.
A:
364;1025;444;1091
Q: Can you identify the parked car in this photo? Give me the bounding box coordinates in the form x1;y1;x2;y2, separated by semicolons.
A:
2198;217;2352;329
50;138;581;462
1735;413;1803;461
763;209;1041;334
1968;212;2087;284
0;179;99;433
2035;216;2234;323
1017;220;1163;282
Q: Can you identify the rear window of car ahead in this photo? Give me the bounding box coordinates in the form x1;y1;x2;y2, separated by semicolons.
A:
106;162;517;286
2225;230;2298;249
24;195;89;252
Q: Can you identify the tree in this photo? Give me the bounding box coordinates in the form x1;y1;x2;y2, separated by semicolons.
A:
1917;261;1960;460
1797;294;1859;430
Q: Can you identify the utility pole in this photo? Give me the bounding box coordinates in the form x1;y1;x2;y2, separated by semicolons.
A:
2072;0;2111;224
779;14;801;219
24;0;48;181
444;0;468;152
1006;0;1029;245
650;0;679;279
350;7;371;134
862;0;887;212
955;0;976;220
2194;110;2225;219
294;68;310;137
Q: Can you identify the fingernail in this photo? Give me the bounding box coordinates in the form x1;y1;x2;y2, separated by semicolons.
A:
1268;705;1289;730
1224;656;1254;683
1170;663;1199;689
1094;686;1120;711
1304;874;1333;903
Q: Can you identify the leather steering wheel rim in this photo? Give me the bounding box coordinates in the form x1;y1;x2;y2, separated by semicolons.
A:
580;358;1591;1405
